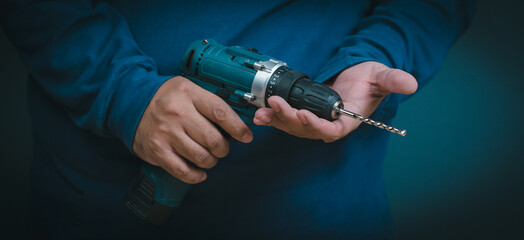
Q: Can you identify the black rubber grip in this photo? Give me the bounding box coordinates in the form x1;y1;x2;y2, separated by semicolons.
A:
288;78;341;121
265;67;307;107
125;170;176;225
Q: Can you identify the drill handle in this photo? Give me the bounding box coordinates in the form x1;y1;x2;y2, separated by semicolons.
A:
125;164;192;224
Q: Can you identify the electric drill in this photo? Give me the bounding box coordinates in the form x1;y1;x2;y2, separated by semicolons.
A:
125;39;405;224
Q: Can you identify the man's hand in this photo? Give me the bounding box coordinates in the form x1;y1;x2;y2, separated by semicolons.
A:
253;61;418;142
133;76;253;184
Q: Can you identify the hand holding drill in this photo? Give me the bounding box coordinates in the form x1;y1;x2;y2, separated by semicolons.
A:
254;61;417;142
127;39;417;224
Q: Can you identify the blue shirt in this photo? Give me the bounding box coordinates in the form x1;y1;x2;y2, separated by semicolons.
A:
1;0;474;239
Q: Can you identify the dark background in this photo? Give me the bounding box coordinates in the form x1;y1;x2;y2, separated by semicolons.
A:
1;1;523;239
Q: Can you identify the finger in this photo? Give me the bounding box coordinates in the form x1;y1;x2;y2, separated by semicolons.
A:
254;104;303;137
267;96;302;126
254;107;286;129
375;68;418;95
296;109;359;142
265;96;351;140
191;89;253;143
171;131;218;169
253;108;274;125
182;112;229;158
157;147;207;184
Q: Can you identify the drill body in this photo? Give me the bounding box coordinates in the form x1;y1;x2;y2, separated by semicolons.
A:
180;39;268;124
126;39;343;224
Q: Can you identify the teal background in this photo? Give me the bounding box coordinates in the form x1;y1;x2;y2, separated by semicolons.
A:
1;1;523;238
385;1;524;239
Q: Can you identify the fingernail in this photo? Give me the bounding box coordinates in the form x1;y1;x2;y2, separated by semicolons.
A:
298;114;308;125
241;132;253;143
259;114;271;123
272;103;280;113
200;173;207;182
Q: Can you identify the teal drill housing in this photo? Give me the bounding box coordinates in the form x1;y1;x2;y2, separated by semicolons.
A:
181;39;273;124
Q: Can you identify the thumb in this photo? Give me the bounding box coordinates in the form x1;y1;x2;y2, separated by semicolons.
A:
375;68;418;95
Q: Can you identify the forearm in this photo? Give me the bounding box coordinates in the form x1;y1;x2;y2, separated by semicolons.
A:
0;0;169;150
317;0;476;88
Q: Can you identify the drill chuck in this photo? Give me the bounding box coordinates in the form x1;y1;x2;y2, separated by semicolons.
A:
287;76;342;120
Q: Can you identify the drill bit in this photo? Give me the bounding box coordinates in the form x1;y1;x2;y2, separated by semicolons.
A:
336;107;406;136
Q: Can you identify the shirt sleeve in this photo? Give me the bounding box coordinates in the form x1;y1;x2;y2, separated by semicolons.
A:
0;0;170;151
315;0;476;120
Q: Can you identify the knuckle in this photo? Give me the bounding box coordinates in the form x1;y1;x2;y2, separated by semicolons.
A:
163;103;185;117
212;104;230;122
171;165;190;179
194;151;210;165
206;132;224;150
156;123;171;135
173;78;192;93
200;156;218;169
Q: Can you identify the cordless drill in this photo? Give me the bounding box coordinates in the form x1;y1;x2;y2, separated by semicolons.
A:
125;39;405;224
